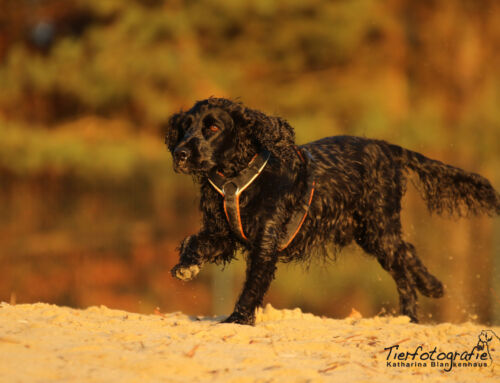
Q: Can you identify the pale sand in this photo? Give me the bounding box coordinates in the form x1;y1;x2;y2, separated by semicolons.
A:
0;302;498;382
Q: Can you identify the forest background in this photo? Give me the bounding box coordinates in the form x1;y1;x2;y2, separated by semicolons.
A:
0;0;499;324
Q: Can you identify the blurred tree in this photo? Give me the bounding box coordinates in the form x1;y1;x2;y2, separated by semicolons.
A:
0;0;498;323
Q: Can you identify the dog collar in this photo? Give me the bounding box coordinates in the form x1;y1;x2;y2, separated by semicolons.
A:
208;148;315;251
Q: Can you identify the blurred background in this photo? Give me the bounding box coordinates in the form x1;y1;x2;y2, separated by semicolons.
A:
0;0;499;324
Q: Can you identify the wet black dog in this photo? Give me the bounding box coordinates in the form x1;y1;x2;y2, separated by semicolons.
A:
165;97;500;325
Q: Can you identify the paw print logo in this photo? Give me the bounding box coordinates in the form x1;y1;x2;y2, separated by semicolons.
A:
476;330;499;366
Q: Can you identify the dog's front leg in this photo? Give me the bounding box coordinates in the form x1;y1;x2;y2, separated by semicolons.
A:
171;232;236;281
222;252;278;325
170;235;203;281
221;207;287;325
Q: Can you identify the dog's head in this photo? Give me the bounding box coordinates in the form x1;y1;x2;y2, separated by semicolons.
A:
164;98;296;176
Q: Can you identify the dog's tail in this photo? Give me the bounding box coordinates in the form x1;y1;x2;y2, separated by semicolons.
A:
391;145;500;217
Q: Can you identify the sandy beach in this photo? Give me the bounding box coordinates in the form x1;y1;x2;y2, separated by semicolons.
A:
0;302;498;382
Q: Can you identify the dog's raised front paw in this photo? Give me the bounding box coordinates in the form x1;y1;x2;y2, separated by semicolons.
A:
171;264;200;281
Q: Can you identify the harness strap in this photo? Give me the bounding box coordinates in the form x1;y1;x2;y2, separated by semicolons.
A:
208;151;270;242
208;148;315;250
279;148;315;250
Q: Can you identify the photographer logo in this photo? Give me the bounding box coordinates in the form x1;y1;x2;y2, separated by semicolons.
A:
384;330;499;372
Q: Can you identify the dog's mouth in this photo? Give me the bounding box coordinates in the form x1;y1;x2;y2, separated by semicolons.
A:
173;159;215;175
173;161;191;174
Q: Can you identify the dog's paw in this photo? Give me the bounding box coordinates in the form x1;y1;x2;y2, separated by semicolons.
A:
220;311;255;326
170;264;200;281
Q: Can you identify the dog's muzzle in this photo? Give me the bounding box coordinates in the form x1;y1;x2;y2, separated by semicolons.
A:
173;147;191;173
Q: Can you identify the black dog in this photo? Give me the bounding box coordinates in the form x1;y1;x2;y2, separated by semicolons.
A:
165;97;500;325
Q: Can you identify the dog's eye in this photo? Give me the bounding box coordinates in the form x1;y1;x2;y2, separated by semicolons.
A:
202;115;220;138
203;124;220;139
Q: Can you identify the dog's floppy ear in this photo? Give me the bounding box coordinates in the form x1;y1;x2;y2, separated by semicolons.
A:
231;104;297;163
163;112;185;153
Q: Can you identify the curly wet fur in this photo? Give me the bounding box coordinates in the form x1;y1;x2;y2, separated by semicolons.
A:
165;97;500;325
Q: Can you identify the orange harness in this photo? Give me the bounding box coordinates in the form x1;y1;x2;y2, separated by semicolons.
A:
208;148;315;251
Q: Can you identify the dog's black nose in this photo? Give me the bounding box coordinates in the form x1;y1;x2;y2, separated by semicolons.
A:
174;147;190;163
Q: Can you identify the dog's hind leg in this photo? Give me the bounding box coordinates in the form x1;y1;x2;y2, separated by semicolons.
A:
355;230;420;322
356;225;444;322
377;242;420;323
401;242;444;298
